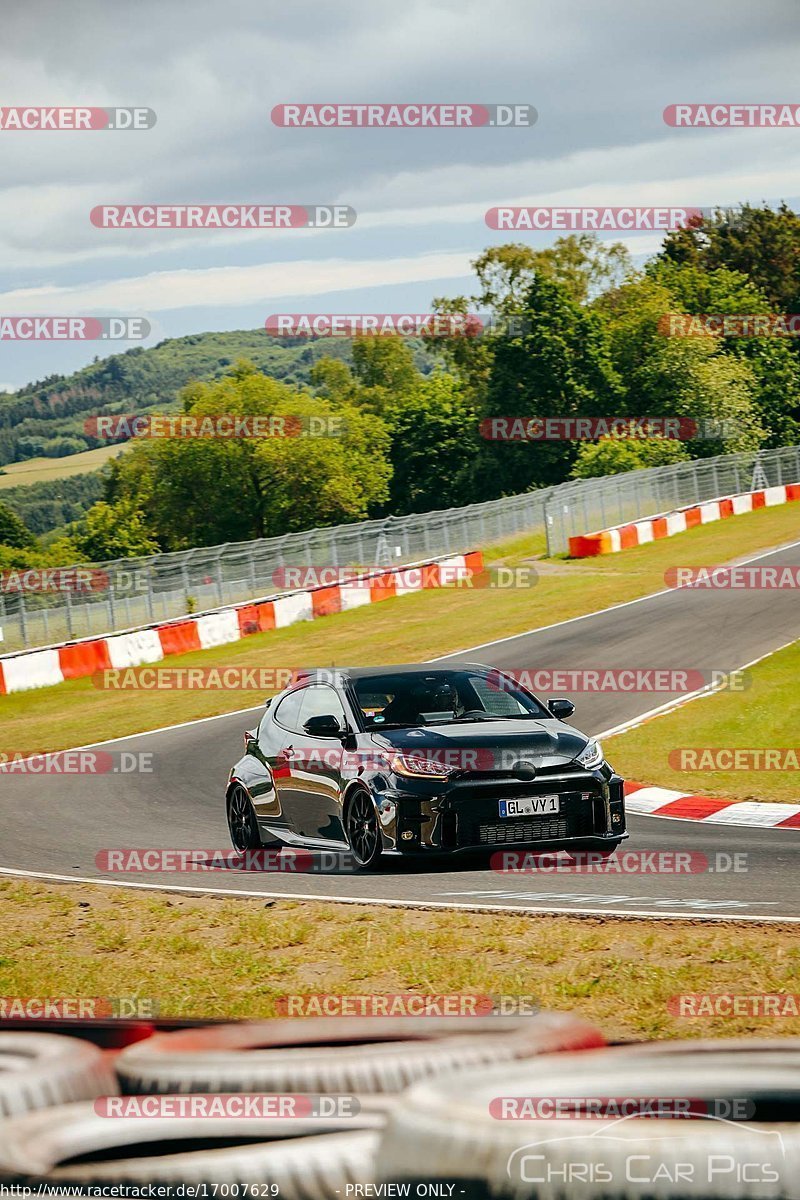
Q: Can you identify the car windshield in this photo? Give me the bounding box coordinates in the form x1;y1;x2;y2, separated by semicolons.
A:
352;669;549;729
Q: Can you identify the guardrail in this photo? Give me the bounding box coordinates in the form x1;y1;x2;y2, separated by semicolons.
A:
2;444;798;653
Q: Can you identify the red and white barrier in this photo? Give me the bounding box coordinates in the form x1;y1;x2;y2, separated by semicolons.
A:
0;551;483;696
569;482;800;557
625;781;800;829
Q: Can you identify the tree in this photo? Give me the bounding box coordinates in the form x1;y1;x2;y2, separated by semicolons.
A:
350;336;418;408
646;259;800;447
68;499;159;562
570;433;689;479
108;361;391;548
473;237;632;311
477;275;623;493
429;236;633;412
309;358;358;404
0;500;37;549
659;204;800;315
594;272;764;456
384;375;480;513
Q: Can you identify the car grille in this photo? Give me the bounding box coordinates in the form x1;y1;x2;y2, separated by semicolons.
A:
477;817;569;844
456;793;600;848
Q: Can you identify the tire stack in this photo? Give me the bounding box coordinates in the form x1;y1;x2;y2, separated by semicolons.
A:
0;1012;604;1198
375;1040;800;1198
2;1024;798;1197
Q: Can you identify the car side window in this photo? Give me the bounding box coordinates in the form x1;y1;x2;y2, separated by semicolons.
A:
273;688;307;734
299;684;347;727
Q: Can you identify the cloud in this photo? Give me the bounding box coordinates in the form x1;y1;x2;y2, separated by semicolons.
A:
0;251;475;314
0;0;798;384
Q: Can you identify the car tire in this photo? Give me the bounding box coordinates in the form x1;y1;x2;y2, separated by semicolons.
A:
115;1012;605;1095
343;787;383;870
0;1101;384;1200
0;1032;118;1118
375;1041;800;1196
226;784;263;852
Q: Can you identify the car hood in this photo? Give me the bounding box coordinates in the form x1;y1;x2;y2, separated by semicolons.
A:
366;718;590;770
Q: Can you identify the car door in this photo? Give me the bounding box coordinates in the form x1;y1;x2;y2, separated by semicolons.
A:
288;683;348;842
260;686;309;833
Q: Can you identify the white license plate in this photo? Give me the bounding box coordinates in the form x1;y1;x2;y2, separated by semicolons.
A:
499;795;560;818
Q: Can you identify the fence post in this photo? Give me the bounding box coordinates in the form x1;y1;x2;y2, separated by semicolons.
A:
145;566;155;623
215;549;225;607
544;497;553;556
64;587;74;640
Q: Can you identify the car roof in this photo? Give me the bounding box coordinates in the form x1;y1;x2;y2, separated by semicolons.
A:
300;663;491;682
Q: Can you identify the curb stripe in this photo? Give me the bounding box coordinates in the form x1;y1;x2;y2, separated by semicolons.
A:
0;552;483;696
569;484;798;557
624;781;800;829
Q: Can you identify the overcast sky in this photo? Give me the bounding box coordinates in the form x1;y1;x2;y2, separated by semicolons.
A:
1;0;799;388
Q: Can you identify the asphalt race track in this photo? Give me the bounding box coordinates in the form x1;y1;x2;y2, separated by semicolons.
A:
2;539;800;921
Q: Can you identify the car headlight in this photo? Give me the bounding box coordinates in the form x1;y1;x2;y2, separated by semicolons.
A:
389;753;455;781
577;739;603;769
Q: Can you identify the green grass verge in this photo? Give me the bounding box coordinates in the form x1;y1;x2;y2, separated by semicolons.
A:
1;879;798;1039
607;638;800;803
3;501;799;755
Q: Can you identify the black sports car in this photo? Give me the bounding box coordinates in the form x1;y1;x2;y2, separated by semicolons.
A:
226;664;627;868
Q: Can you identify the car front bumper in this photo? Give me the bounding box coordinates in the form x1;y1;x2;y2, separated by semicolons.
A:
373;764;627;854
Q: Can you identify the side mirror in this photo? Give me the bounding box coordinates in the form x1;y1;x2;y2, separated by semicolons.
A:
548;697;575;720
243;728;258;751
304;714;342;738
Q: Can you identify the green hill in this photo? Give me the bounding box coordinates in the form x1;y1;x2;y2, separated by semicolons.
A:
0;328;437;467
0;327;438;534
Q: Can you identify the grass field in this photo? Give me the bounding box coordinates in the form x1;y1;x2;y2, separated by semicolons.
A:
0;878;797;1039
607;638;800;802
3;500;799;761
0;444;126;488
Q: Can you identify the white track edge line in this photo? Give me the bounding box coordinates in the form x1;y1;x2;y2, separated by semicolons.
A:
0;866;796;923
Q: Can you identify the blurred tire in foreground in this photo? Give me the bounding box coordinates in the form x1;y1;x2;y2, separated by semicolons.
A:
0;1101;385;1200
0;1032;118;1118
376;1042;800;1198
116;1012;605;1095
